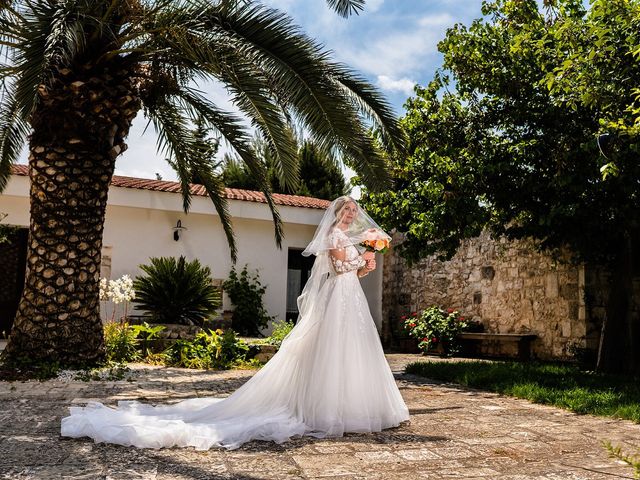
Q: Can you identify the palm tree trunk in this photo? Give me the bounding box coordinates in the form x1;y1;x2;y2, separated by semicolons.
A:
2;62;140;366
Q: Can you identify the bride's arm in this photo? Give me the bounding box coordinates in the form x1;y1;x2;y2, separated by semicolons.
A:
329;246;374;276
329;247;356;273
329;246;346;261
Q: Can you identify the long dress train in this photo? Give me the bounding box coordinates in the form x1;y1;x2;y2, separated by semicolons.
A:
61;231;410;450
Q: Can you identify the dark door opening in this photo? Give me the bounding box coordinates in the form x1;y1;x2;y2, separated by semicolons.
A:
286;248;315;322
0;228;28;335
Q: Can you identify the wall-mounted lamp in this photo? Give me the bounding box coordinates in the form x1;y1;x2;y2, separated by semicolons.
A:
173;219;187;241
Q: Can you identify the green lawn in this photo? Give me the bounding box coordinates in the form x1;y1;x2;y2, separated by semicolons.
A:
405;360;640;423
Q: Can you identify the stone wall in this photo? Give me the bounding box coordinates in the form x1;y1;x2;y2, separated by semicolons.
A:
382;231;603;360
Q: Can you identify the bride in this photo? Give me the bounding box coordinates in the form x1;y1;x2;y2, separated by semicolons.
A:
61;196;410;450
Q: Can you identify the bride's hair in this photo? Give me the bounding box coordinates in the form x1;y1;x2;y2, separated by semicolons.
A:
332;195;358;227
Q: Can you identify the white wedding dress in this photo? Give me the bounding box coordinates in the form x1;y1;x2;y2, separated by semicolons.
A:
61;227;410;450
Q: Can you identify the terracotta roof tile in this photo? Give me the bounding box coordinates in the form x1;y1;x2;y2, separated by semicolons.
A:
10;164;330;210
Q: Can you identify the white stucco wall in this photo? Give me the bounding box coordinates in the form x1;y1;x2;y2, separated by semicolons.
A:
0;173;384;332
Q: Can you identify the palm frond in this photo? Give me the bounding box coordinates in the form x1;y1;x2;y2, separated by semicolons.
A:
328;63;407;156
180;0;392;189
143;95;195;212
214;61;300;191
189;162;238;262
143;87;242;258
134;0;396;191
325;0;365;17
171;86;284;246
0;92;29;191
12;0;89;119
339;128;391;189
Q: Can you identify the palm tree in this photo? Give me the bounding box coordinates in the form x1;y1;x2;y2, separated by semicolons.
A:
0;0;404;366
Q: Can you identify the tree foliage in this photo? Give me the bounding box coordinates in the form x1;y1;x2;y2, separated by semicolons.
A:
222;135;349;200
223;265;273;336
361;0;640;372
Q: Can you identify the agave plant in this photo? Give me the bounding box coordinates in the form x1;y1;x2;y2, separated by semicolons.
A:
133;256;221;326
0;0;404;366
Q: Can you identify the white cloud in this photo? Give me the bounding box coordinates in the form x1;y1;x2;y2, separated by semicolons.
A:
377;75;416;95
366;0;384;13
336;13;454;79
260;0;297;10
417;12;456;27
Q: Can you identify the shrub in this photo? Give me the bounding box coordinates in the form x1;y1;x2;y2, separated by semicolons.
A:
165;329;250;369
403;306;470;356
130;322;166;358
133;256;221;326
104;321;140;363
223;266;273;336
605;442;640;479
266;319;295;348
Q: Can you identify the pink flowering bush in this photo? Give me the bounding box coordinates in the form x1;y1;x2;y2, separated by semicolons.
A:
403;306;470;356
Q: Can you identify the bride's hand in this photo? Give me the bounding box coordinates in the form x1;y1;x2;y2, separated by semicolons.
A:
366;259;376;271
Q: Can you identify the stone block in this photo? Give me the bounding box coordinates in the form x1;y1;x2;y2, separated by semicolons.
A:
559;283;579;300
568;301;579;320
572;321;586;338
545;273;558;298
469;269;482;282
561;320;571;338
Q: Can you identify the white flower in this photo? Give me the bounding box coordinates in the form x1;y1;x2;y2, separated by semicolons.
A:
99;278;109;301
100;275;137;304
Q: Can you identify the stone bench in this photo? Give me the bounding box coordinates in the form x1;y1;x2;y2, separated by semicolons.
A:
457;332;538;360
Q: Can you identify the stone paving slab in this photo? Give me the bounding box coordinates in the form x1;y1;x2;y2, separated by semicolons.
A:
0;354;638;479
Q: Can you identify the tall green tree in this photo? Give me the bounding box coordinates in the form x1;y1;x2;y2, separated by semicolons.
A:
294;140;349;200
222;135;349;199
362;0;640;373
0;0;404;366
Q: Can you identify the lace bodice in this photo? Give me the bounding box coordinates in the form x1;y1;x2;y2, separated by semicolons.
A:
329;228;365;274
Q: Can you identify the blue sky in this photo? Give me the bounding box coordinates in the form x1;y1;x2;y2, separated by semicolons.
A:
113;0;482;181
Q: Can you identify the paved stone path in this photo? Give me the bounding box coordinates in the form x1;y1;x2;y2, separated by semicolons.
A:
0;354;638;479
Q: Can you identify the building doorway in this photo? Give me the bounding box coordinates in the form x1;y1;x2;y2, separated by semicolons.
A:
0;227;28;335
286;248;315;322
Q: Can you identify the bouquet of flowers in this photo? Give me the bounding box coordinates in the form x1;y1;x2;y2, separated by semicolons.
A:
359;229;390;255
